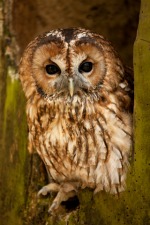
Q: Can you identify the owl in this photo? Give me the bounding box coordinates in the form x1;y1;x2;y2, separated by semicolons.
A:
19;28;133;214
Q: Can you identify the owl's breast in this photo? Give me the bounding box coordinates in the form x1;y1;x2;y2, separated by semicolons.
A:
32;94;132;192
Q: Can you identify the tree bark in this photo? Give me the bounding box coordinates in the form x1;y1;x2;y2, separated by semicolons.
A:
0;0;149;224
0;1;28;225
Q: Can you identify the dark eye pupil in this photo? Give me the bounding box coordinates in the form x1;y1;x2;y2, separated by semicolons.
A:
79;62;93;73
45;64;60;75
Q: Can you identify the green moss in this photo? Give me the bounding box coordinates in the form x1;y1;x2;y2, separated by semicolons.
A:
0;73;28;225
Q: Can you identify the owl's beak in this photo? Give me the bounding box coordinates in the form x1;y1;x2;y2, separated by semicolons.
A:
68;78;74;97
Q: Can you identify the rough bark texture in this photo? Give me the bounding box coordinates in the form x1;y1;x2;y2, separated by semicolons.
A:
0;2;27;225
1;0;149;225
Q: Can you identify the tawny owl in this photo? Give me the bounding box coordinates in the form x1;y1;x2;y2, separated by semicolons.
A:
19;28;133;213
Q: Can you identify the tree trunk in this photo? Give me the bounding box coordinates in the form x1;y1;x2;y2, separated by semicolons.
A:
0;1;149;224
0;2;27;225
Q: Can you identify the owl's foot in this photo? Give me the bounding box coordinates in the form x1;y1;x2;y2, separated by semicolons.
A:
38;182;79;215
38;183;60;196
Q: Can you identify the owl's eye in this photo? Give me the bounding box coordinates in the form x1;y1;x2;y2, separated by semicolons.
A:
45;64;60;75
79;62;93;73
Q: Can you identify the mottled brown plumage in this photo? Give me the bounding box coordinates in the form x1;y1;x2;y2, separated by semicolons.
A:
19;28;133;213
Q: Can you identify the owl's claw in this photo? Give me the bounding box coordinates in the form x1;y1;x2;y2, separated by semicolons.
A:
48;202;58;214
38;182;79;215
37;183;60;197
48;188;77;215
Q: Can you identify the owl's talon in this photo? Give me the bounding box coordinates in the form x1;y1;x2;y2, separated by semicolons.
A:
48;182;79;214
48;202;58;214
38;186;49;196
38;183;60;197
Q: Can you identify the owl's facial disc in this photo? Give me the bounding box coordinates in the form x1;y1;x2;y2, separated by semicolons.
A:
32;38;106;98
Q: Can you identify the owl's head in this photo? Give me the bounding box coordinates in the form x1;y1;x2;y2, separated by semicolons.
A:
19;28;125;100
